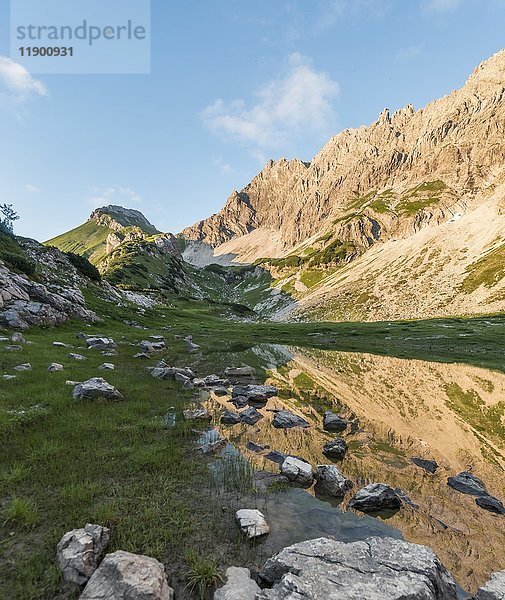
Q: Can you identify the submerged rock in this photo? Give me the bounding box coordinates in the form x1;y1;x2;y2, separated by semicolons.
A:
80;550;174;599
236;509;270;539
272;410;310;429
322;437;348;460
348;483;401;513
411;457;438;473
475;570;505;600
280;456;313;486
323;411;347;432
73;377;123;401
265;450;287;465
475;495;505;514
257;536;457;599
315;465;353;497
214;566;260;600
447;471;488;496
56;523;110;585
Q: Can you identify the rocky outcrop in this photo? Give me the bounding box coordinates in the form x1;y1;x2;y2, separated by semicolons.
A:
322;437;348;460
257;536;458;599
475;570;505;600
80;550;174;599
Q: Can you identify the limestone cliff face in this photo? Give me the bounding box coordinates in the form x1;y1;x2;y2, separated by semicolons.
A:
183;50;505;253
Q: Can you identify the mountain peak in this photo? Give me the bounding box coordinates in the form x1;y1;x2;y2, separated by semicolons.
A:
466;49;505;88
89;205;158;233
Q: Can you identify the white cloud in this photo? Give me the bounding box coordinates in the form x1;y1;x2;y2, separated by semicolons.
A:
0;56;48;98
87;186;142;208
422;0;461;14
24;184;41;193
201;53;339;150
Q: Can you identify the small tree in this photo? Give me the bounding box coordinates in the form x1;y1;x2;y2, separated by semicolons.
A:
0;204;20;235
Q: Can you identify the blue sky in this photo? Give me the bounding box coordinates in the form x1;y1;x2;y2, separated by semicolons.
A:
1;0;505;240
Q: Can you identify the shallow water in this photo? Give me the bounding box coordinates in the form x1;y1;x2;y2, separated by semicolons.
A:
188;343;504;595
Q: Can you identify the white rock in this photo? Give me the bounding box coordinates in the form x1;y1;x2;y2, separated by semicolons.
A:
98;363;115;370
236;509;270;539
280;456;313;486
69;353;87;361
13;363;32;371
48;363;64;372
214;566;260;600
73;377;123;401
475;570;505;600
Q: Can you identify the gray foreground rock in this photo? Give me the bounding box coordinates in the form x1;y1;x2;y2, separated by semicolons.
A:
322;437;348;460
80;550;174;599
240;407;263;425
475;495;505;514
447;471;488;496
411;457;438;473
73;378;123;401
475;570;505;600
349;483;401;513
315;465;353;497
214;566;260;600
257;536;457;599
272;410;310;429
56;523;110;585
236;509;270;539
280;456;313;486
232;384;277;404
323;411;347;432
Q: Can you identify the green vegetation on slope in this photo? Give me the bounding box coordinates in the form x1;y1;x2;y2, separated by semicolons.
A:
0;231;35;276
461;243;505;293
46;220;112;265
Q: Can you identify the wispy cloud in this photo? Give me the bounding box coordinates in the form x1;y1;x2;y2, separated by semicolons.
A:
213;158;233;174
201;53;339;151
422;0;461;14
87;186;142;209
0;56;48;99
396;44;424;61
24;184;41;193
314;0;390;32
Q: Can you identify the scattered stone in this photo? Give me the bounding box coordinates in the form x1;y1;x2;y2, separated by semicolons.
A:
13;363;32;371
3;374;16;380
68;353;87;361
475;495;505;515
53;341;72;348
232;384;278;404
56;523;110;585
86;337;117;352
198;437;227;454
221;410;241;425
322;437;348;460
203;374;229;386
230;395;249;409
280;456;313;486
80;550;174;599
98;363;115;371
0;336;9;342
257;536;458;599
323;411;347;432
411;457;438;474
133;352;150;359
265;450;287;465
101;351;117;357
236;509;270;539
5;345;22;351
447;471;489;496
48;363;64;372
348;483;401;513
240;407;263;425
184;335;201;353
65;380;79;386
224;366;255;377
139;339;166;353
315;465;353;497
246;441;268;453
214;566;261;600
475;570;505;600
272;410;310;429
213;386;229;397
151;367;175;380
149;335;165;341
183;407;211;421
73;378;124;401
11;332;26;344
182;379;194;391
174;372;190;385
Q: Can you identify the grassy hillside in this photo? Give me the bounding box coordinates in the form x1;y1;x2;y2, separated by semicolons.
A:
46;221;113;265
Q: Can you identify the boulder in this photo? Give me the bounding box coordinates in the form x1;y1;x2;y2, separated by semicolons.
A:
236;509;270;539
214;566;260;600
411;457;438;473
232;384;277;404
69;353;87;361
151;367;176;380
240;407;263;425
280;456;313;486
139;339;166;353
48;363;64;372
447;471;488;496
3;374;16;380
11;332;26;344
98;363;115;371
86;337;117;352
349;483;401;513
53;341;72;348
213;387;229;397
315;465;353;497
230;395;249;409
80;550;174;599
323;411;347;432
475;495;505;514
66;380;79;386
475;570;505;600
221;410;241;425
272;410;310;429
204;374;229;386
224;366;255;377
5;345;22;351
13;363;32;371
73;378;123;401
133;352;150;359
183;407;211;421
322;437;348;460
265;450;287;465
257;536;457;599
56;523;110;585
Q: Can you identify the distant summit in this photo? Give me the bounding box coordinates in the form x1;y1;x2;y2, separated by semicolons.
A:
89;205;159;234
